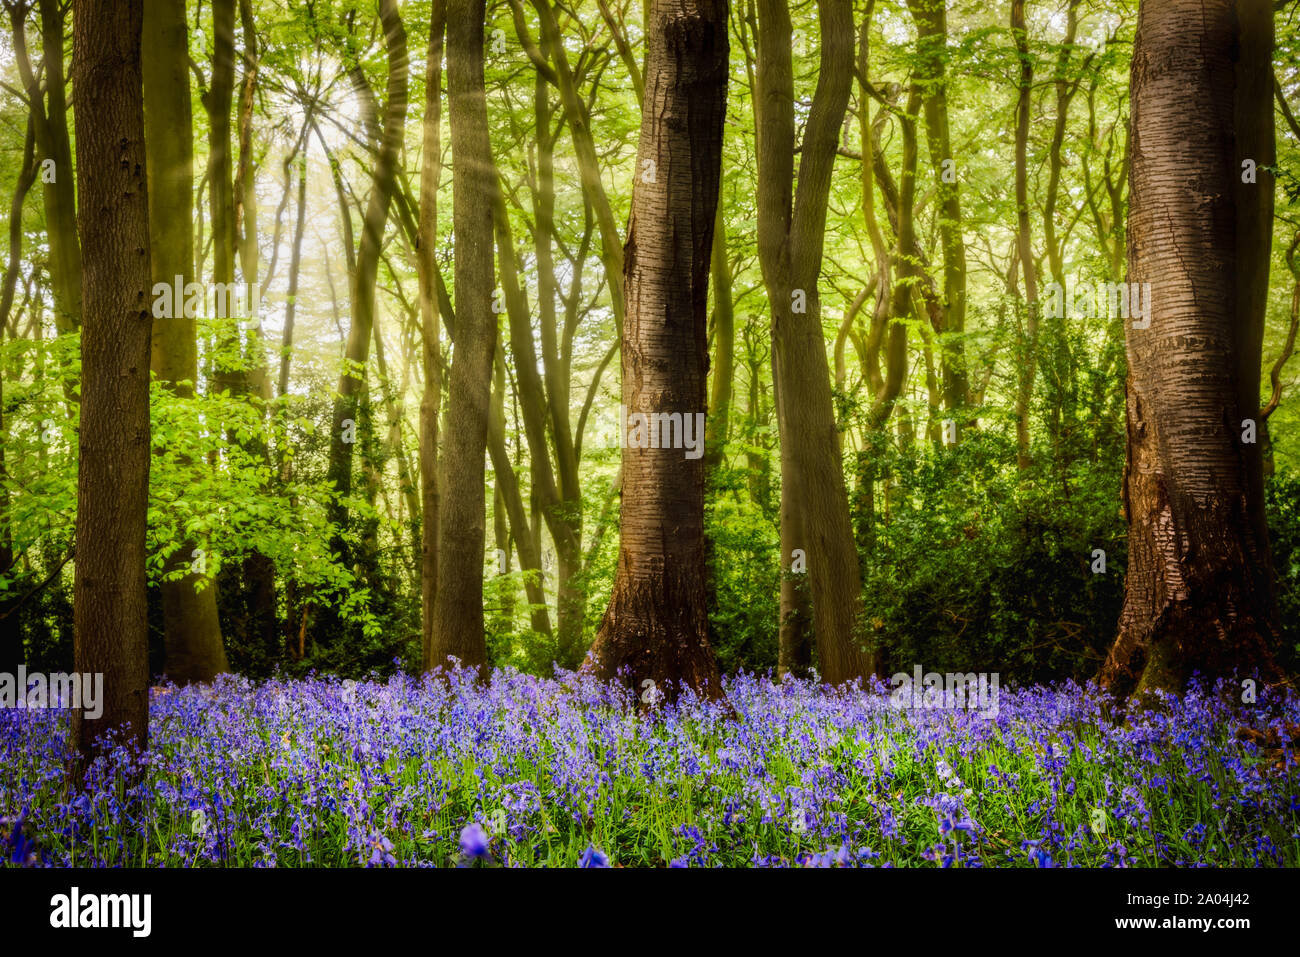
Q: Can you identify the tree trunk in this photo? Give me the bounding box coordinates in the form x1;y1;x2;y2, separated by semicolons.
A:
323;0;408;566
488;351;553;638
584;0;729;702
417;0;445;668
72;0;152;761
428;0;498;671
0;115;36;676
756;0;873;684
1011;0;1038;471
143;0;229;683
906;0;967;420
1101;0;1282;696
8;0;82;334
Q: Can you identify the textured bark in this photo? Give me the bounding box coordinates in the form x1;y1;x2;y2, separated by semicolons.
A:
428;0;497;671
756;0;874;684
584;0;728;701
417;0;445;668
143;0;229;683
1101;0;1282;697
72;0;152;761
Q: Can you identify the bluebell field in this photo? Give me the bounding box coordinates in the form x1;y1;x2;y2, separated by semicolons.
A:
2;669;1298;867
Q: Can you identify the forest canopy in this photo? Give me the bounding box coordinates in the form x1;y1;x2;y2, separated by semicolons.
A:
0;0;1297;709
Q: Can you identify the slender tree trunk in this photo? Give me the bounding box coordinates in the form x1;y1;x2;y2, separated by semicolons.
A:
143;0;229;683
584;0;729;701
1101;0;1282;696
703;199;735;653
756;0;873;684
530;74;586;665
906;0;967;421
487;353;552;638
775;360;812;678
8;0;82;334
278;154;308;400
428;0;498;671
521;0;626;330
1012;0;1038;471
72;0;152;762
0;116;36;676
418;0;445;667
205;0;238;365
323;0;407;567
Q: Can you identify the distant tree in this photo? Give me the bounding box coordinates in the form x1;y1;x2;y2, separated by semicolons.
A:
754;0;874;683
429;0;499;671
142;0;229;683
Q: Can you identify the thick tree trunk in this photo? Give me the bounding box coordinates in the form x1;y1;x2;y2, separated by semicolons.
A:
143;0;229;683
428;0;498;671
584;0;729;702
1101;0;1282;696
72;0;152;761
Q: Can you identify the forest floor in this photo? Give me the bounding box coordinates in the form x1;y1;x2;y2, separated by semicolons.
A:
3;670;1298;867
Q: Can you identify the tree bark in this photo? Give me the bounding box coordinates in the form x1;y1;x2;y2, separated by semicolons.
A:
584;0;729;702
72;0;152;761
756;0;874;684
906;0;967;419
418;0;445;669
428;0;498;671
1101;0;1282;696
143;0;229;683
